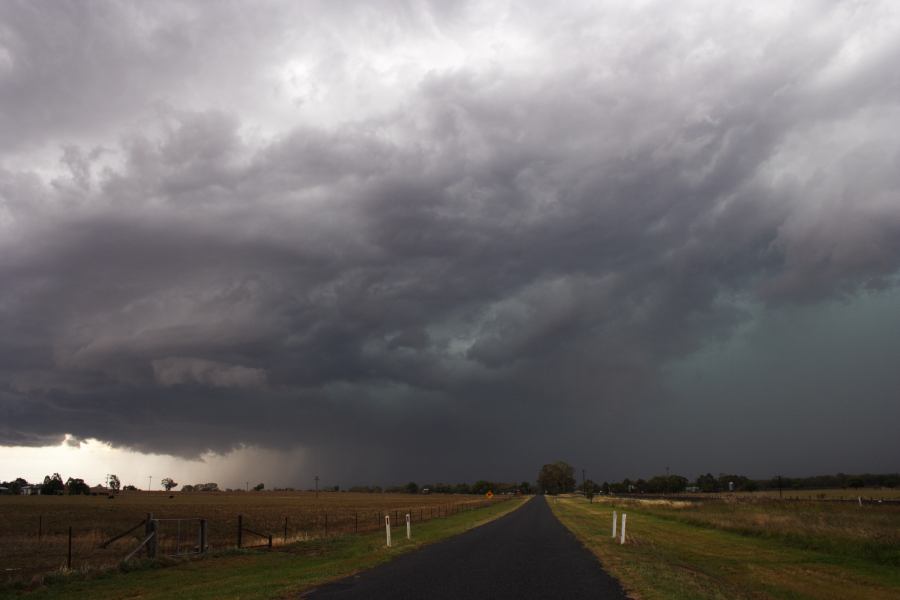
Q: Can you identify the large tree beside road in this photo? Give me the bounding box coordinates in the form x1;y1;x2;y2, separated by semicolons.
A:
537;461;576;494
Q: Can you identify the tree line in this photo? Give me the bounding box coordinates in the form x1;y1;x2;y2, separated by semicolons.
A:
351;480;533;495
0;473;119;495
601;472;900;494
0;473;183;495
533;461;900;496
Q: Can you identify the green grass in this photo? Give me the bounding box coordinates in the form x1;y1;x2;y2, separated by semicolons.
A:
551;497;900;600
3;497;527;599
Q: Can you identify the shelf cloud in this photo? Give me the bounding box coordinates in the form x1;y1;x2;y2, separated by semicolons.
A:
2;1;899;483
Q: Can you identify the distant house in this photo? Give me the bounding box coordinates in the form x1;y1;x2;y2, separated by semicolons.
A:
685;485;700;493
21;485;41;496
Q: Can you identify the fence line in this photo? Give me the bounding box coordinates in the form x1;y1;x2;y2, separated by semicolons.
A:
10;496;510;582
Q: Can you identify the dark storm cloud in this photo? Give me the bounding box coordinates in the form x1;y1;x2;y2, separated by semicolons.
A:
2;1;900;482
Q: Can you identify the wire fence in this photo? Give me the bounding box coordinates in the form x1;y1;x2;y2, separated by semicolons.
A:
1;496;510;583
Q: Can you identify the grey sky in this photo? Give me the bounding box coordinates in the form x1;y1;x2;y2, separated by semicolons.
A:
1;0;899;486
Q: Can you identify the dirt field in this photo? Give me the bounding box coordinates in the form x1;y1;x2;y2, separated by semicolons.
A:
0;491;506;584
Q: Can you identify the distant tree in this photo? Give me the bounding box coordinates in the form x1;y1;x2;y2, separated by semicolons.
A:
717;474;752;492
182;484;195;492
253;482;265;491
453;483;471;494
41;473;65;495
537;461;576;494
848;478;865;489
601;481;610;494
609;481;626;493
108;474;121;492
644;475;687;493
1;478;28;494
349;485;383;493
65;477;90;495
123;484;138;492
471;480;493;495
583;479;596;501
405;481;419;494
161;477;178;491
696;473;718;492
519;481;533;494
668;475;688;493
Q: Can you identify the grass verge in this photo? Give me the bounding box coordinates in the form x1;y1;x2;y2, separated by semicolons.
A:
550;496;900;600
3;497;528;600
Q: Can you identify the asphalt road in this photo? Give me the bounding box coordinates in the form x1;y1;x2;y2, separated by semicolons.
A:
304;495;628;599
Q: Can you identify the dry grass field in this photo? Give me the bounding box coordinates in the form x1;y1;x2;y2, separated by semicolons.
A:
734;487;900;501
664;488;900;501
552;494;900;599
0;491;503;584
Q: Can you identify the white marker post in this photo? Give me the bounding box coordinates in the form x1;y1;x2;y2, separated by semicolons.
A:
385;515;392;547
612;510;617;538
620;513;627;545
406;513;411;539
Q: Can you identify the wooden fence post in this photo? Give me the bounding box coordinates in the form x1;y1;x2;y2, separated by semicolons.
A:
147;519;158;558
145;513;154;557
237;514;243;549
67;526;72;569
38;515;43;541
200;519;208;554
268;534;273;549
284;517;288;543
324;512;328;537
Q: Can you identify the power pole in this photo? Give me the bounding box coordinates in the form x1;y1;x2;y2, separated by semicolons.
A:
314;475;319;498
246;481;249;492
148;475;152;491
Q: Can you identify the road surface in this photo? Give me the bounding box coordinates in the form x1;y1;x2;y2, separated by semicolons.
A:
304;495;628;599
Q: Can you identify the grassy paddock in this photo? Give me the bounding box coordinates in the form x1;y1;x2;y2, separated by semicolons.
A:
551;495;900;600
0;491;507;583
667;488;900;501
2;496;528;599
